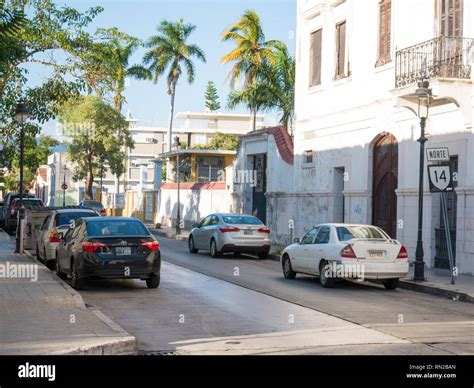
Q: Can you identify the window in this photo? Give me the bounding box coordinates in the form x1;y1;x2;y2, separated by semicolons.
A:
222;215;263;225
376;0;392;66
301;227;319;244
439;0;463;37
314;226;331;244
86;220;149;236
335;21;347;77
196;156;224;182
309;29;322;86
303;150;314;164
199;216;211;227
336;225;388;241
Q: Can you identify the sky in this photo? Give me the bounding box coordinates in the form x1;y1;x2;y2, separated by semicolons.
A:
29;0;296;136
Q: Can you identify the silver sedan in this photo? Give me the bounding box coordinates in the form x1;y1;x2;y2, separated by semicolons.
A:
188;213;271;259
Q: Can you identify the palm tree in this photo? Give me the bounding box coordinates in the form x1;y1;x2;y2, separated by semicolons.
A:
98;29;145;113
260;46;295;132
220;10;282;130
136;19;206;151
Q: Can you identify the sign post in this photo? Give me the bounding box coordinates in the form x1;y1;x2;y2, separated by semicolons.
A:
427;150;456;285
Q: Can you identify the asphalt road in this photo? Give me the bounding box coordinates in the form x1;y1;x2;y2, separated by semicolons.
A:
79;235;474;355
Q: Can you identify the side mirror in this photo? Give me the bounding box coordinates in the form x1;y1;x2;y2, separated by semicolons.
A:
293;237;300;243
192;223;200;229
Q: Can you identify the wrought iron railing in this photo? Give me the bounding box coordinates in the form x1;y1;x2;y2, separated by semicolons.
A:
434;227;456;269
395;36;474;88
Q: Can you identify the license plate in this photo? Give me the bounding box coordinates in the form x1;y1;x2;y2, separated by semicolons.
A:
115;247;131;256
244;229;253;235
368;251;384;259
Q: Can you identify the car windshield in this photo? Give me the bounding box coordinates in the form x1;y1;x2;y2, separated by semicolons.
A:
222;215;263;225
336;226;388;241
56;212;99;226
86;220;149;236
83;201;104;209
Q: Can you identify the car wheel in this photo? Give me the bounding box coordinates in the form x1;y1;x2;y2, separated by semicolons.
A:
210;239;220;258
188;235;198;253
383;279;399;290
319;260;336;288
146;274;160;289
282;254;296;279
258;252;268;260
55;256;67;280
70;259;85;290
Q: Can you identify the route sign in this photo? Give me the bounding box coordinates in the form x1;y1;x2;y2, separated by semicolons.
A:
426;147;450;162
428;163;454;193
61;183;68;190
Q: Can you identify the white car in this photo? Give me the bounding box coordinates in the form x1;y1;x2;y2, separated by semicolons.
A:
281;223;409;289
189;213;271;259
36;208;100;269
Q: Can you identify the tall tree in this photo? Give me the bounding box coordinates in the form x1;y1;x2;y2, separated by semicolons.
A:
220;10;281;130
204;81;221;112
135;19;206;151
260;45;295;132
58;95;133;199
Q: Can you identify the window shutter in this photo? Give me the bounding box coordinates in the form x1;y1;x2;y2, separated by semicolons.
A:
440;0;463;37
310;29;322;86
335;21;346;77
376;0;391;67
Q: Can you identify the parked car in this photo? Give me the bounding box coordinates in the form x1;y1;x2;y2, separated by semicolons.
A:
55;217;161;290
79;199;106;216
36;208;101;269
188;213;271;259
6;197;44;234
281;223;409;289
1;192;36;231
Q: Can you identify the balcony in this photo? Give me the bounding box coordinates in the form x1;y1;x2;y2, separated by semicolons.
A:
395;36;474;88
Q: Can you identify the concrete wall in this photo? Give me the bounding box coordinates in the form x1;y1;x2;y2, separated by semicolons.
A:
157;188;231;229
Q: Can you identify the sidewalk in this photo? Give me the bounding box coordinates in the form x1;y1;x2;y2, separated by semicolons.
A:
148;223;473;303
0;231;137;355
399;265;474;303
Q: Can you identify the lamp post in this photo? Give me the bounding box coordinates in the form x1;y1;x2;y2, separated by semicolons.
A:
412;77;432;281
174;136;181;235
99;154;105;202
62;165;68;207
13;100;29;254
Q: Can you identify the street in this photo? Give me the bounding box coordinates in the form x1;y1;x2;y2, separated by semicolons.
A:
80;235;474;355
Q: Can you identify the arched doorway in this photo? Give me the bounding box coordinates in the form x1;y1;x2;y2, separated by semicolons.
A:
372;133;398;238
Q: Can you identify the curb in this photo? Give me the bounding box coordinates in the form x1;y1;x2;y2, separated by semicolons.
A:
23;249;138;354
45;336;138;355
152;229;189;241
398;279;474;304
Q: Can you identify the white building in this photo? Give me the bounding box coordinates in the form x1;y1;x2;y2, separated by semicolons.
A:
99;111;266;195
285;0;474;274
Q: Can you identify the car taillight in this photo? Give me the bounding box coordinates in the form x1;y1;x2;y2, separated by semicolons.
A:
219;227;240;233
49;230;62;243
100;209;106;214
82;242;108;253
341;244;357;258
258;227;270;233
397;245;408;259
138;241;159;251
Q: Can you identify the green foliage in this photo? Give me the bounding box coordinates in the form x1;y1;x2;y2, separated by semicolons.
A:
58;95;133;199
195;132;239;151
3;135;59;191
205;81;221;111
0;0;102;170
221;10;285;130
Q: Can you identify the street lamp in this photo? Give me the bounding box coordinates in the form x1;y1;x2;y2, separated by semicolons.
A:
411;76;432;281
62;165;68;207
174;136;181;235
13;100;29;254
99;154;105;202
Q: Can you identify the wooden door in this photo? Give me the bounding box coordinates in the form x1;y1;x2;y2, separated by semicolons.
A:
372;134;398;238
